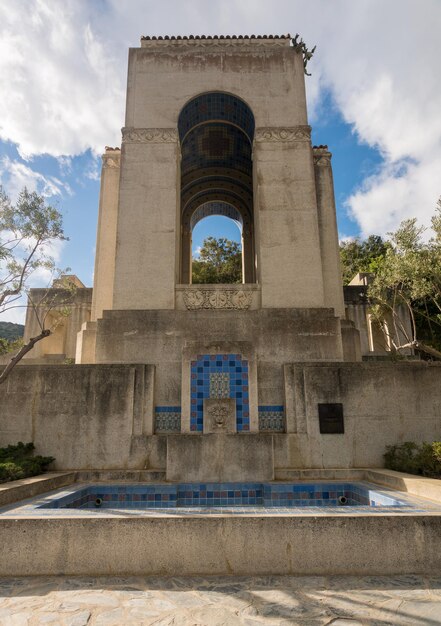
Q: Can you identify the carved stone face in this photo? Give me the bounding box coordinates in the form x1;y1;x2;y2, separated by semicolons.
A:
203;398;237;434
209;404;229;428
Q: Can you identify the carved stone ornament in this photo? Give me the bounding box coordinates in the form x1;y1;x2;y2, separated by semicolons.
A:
183;289;253;310
122;128;178;143
255;126;311;143
209;404;229;429
141;39;289;53
203;398;236;434
102;155;120;168
313;148;332;167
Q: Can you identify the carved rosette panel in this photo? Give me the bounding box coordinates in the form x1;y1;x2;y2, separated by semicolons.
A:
183;289;253;310
255;126;311;143
122;128;178;144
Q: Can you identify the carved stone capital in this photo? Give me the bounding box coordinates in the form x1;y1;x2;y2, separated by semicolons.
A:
182;288;253;310
122;127;178;144
313;147;332;167
102;153;121;168
255;126;311;143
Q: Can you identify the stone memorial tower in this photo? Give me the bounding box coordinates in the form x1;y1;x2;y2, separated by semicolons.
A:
72;34;360;475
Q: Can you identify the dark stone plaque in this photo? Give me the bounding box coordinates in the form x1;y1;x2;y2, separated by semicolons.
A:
318;403;344;434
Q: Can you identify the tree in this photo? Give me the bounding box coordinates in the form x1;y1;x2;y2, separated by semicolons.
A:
0;187;68;384
192;236;242;284
340;234;391;285
368;198;441;360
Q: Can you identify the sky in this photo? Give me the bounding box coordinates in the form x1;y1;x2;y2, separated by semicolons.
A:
0;0;440;323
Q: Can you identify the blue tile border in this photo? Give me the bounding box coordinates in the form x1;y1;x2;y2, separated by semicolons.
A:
155;407;181;433
191;354;249;432
258;405;285;432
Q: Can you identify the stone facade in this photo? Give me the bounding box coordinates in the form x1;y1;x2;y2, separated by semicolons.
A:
8;35;438;477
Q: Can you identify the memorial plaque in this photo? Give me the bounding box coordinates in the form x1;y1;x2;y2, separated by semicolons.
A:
318;403;344;434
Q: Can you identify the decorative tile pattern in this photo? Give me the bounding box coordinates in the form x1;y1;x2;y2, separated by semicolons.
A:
34;482;411;511
191;354;249;432
209;373;230;398
178;92;255;142
155;407;181;433
258;405;285;432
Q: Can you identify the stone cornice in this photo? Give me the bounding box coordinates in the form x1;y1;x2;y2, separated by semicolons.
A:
140;37;290;52
122;127;178;144
254;126;311;143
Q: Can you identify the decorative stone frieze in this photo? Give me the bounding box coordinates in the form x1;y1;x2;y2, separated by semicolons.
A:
182;288;253;310
255;126;311;143
122;128;178;144
140;37;289;52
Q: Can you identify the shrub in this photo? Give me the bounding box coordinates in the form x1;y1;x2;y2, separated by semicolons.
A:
384;441;441;478
0;442;54;483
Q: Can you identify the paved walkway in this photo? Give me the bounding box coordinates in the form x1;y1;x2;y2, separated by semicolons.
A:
0;575;441;625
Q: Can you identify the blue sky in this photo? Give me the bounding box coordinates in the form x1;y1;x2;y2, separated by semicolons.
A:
1;0;440;322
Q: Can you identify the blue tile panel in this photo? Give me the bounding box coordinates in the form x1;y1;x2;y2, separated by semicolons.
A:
191;354;249;432
38;482;408;510
155;407;181;433
258;405;285;432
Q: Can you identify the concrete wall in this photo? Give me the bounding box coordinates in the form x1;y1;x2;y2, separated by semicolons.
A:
279;361;441;469
1;515;440;576
0;364;163;470
1;361;440;472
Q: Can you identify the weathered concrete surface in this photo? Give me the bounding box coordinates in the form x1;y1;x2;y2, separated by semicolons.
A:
1;361;441;471
95;308;345;409
1;515;441;576
0;364;163;470
166;434;274;481
0;472;75;507
280;361;441;469
1;574;440;626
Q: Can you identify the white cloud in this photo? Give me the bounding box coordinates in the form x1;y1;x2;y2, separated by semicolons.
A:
0;156;71;201
0;0;125;157
0;0;439;239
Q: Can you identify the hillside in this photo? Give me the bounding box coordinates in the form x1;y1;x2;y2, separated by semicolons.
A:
0;322;25;341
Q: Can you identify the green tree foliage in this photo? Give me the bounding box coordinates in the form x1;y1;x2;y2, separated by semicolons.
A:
0;187;66;312
340;234;391;285
192;237;242;284
0;187;68;383
0;321;24;341
0;442;54;483
384;441;441;478
368;200;441;359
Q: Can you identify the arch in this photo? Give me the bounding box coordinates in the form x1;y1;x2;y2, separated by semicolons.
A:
179;93;256;284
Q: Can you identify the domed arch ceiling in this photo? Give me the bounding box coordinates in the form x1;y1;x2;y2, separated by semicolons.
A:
179;93;254;230
178;92;256;283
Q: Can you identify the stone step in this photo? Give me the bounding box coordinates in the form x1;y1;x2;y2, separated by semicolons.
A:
75;469;166;482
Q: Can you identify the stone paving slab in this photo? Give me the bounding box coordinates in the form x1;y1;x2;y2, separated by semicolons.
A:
0;575;441;625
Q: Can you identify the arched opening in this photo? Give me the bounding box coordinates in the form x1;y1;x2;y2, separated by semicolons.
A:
192;208;242;284
178;92;256;284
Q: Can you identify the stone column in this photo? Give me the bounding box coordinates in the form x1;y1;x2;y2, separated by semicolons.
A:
253;126;326;308
91;148;121;321
112;128;179;309
313;147;345;317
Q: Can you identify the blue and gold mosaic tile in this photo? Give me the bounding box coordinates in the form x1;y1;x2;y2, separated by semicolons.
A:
155;407;181;433
190;353;249;432
258;405;285;432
